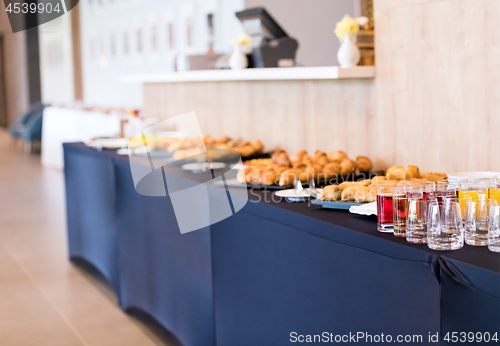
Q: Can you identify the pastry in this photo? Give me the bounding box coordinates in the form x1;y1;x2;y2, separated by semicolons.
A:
387;165;405;180
261;168;279;186
322;163;341;180
320;185;341;201
405;165;420;180
279;169;300;186
356;156;373;173
327;150;348;163
290;150;308;163
314;155;329;167
249;140;264;153
340;158;356;175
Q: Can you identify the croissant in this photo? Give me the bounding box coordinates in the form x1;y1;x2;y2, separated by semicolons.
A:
249;140;264;153
298;166;316;183
314;155;329;167
290;150;308;163
272;150;286;164
301;155;314;166
313;150;327;160
279;169;300;186
261;169;280;186
328;150;348;163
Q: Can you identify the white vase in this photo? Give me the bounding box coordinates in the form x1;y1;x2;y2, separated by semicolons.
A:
337;33;360;68
229;44;248;70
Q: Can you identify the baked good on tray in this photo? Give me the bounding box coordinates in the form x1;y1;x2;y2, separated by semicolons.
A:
238;149;373;187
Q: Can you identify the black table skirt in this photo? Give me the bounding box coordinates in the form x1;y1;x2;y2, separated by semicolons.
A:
63;143;500;346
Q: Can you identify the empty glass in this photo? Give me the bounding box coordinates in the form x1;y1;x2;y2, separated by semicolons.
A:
377;184;397;233
407;197;426;244
427;200;464;250
488;205;500;253
436;180;458;206
465;197;497;246
392;185;407;237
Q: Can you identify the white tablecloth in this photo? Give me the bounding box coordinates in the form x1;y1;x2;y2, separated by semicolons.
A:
41;107;121;169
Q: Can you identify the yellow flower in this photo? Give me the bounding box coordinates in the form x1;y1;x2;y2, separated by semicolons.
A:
334;16;360;40
230;33;252;50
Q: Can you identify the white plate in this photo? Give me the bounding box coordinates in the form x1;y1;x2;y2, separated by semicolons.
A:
447;171;500;181
182;162;226;173
87;138;129;149
275;188;322;202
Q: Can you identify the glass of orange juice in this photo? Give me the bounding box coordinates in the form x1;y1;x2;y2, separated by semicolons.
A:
489;175;500;205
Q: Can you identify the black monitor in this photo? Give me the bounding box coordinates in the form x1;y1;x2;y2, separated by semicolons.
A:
235;7;288;39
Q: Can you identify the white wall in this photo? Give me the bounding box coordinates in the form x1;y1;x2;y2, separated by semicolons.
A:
244;0;359;67
38;16;75;106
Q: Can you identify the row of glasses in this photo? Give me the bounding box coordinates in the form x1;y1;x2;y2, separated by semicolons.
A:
376;180;500;252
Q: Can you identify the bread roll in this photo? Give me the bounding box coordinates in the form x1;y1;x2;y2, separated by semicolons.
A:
314;155;329;167
276;152;291;166
249;140;264;153
299;166;316;183
356;156;373;173
328;150;348;163
290;150;308;163
272;164;289;174
233;145;255;157
387;166;404;180
405;165;420;180
301;155;314;166
313;150;327;160
215;136;231;144
272;150;286;164
261;169;279;186
322;163;341;181
279;169;300;186
340;159;356;175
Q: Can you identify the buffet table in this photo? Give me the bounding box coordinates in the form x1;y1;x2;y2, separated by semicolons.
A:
63;142;500;346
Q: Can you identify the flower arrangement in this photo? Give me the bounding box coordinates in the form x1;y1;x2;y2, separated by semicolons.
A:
334;15;360;40
230;33;252;52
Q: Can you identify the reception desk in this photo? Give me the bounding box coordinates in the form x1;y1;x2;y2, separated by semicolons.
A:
64;142;500;346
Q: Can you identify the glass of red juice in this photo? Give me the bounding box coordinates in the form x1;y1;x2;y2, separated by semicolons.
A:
377;183;397;233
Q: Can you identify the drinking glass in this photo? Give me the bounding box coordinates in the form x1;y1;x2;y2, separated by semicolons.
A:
377;184;397;233
406;197;426;243
489;176;500;205
392;185;407;237
437;180;457;206
444;196;471;223
464;196;495;246
427;200;464;250
488;205;500;253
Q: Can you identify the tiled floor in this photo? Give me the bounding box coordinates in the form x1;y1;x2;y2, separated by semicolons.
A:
0;130;178;346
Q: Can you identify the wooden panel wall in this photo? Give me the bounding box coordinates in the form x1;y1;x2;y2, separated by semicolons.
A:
143;0;500;173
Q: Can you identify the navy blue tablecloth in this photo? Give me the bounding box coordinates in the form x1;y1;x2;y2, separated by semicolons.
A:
63;143;500;346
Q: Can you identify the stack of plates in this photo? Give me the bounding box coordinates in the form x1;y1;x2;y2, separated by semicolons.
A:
447;171;500;183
